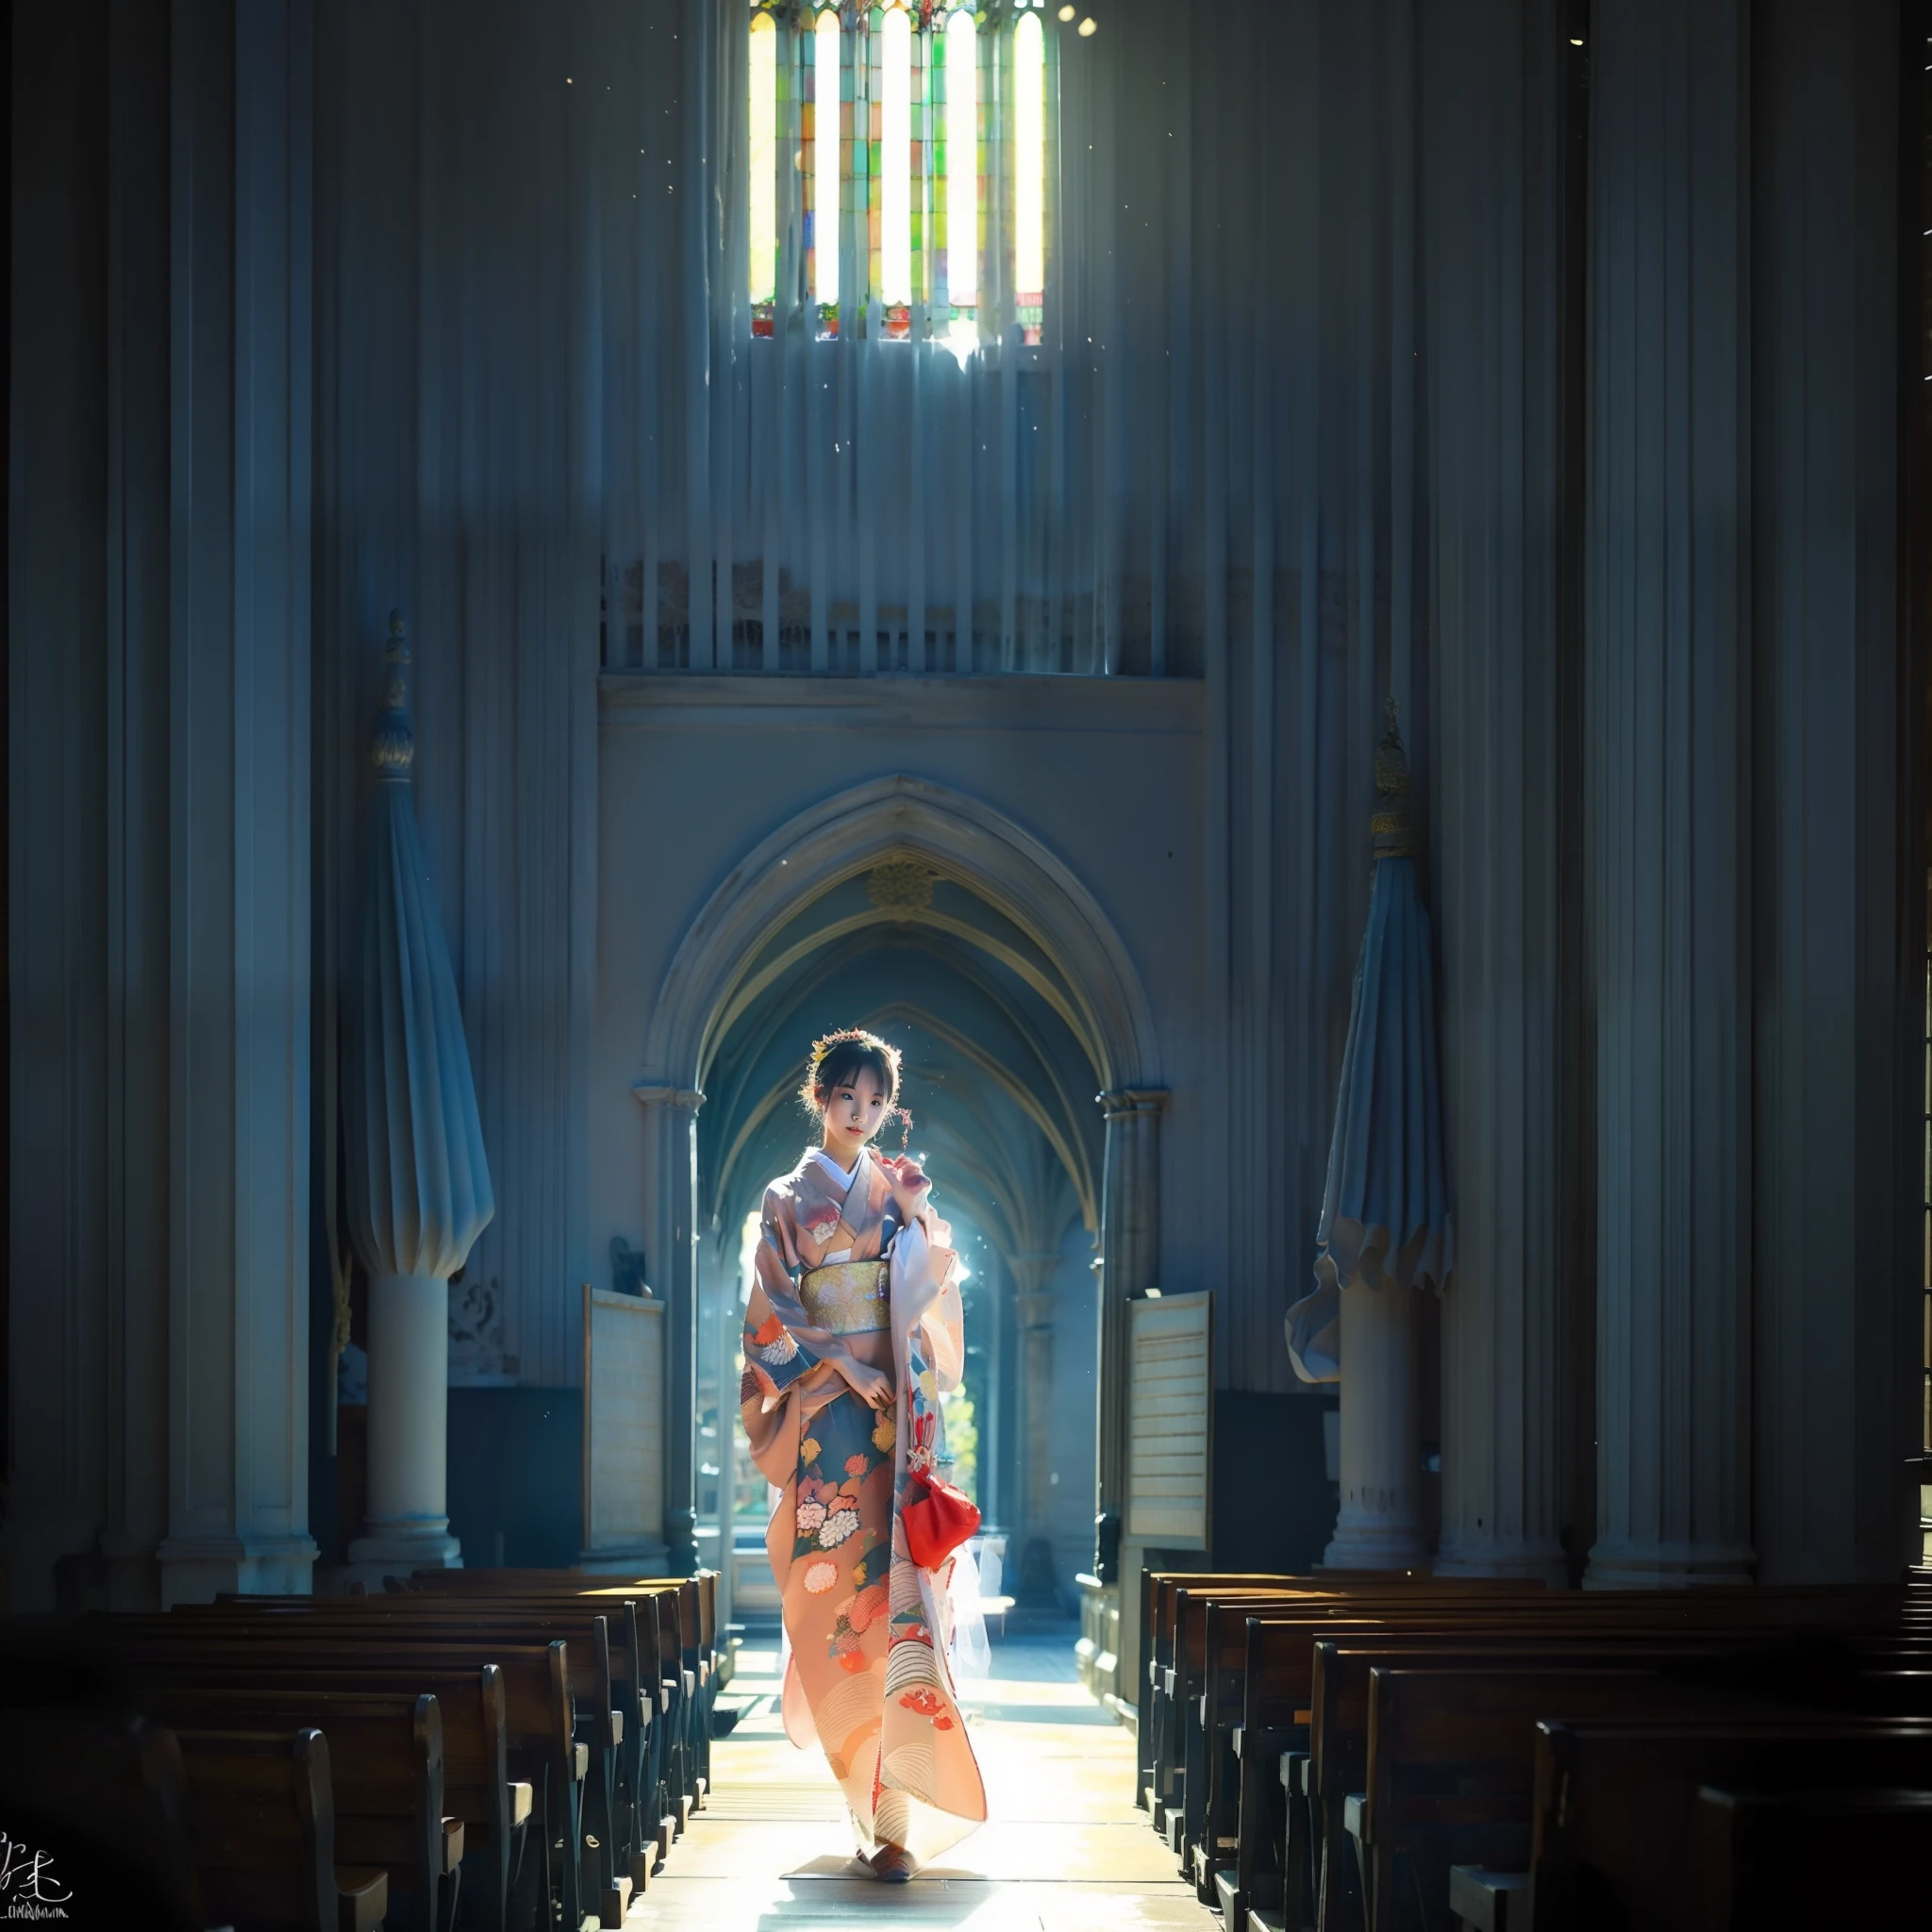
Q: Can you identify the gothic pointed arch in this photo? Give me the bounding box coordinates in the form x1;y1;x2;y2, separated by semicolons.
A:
641;774;1159;1096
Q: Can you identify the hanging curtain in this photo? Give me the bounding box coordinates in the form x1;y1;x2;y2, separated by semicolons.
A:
1285;712;1454;1384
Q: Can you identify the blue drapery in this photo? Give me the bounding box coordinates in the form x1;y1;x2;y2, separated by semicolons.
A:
344;616;496;1283
1286;841;1453;1384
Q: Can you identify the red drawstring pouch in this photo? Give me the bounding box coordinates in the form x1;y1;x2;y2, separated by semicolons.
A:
900;1411;982;1571
903;1470;982;1572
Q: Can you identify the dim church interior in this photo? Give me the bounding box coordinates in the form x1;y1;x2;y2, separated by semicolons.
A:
5;0;1932;1927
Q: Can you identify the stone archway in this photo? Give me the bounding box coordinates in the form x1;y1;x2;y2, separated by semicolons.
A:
644;774;1158;1093
633;775;1163;1580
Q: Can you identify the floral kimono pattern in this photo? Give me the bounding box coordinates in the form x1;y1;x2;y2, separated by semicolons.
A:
741;1145;987;1862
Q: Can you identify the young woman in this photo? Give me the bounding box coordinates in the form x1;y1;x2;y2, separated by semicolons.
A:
739;1029;987;1880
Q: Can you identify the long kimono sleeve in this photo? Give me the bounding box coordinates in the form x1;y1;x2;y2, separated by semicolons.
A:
741;1185;870;1411
742;1212;820;1406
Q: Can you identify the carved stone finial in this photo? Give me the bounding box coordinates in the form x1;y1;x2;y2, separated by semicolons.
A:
1372;697;1412;858
372;609;415;779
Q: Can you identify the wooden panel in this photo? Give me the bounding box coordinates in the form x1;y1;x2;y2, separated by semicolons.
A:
582;1285;667;1554
1125;1292;1212;1549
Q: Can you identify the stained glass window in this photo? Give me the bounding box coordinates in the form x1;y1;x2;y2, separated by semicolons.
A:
747;0;1053;348
1013;11;1044;343
945;8;977;329
813;8;842;318
748;13;778;323
880;5;911;311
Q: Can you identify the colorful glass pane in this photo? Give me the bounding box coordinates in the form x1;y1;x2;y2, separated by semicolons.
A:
814;8;841;310
881;6;912;306
945;8;976;310
1014;12;1045;315
749;13;778;308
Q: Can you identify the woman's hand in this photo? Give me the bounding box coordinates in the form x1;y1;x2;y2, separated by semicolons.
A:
878;1152;934;1224
836;1356;894;1410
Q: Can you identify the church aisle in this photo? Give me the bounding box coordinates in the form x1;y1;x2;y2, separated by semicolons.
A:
626;1631;1214;1931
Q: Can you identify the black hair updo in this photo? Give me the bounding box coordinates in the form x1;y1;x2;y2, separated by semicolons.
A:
798;1028;904;1122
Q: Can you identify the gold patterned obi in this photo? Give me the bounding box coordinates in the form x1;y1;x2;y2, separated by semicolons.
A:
800;1259;891;1335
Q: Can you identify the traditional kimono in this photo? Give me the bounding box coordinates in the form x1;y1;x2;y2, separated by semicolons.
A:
740;1144;988;1862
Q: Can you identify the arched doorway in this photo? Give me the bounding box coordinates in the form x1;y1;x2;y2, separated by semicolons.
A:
633;777;1161;1636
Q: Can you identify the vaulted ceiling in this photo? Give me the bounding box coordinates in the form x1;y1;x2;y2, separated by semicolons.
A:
697;855;1103;1277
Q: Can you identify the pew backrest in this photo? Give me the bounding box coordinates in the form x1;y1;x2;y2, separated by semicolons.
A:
172;1725;348;1932
1532;1717;1932;1932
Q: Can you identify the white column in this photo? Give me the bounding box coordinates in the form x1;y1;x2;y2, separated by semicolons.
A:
1323;1286;1428;1571
349;1276;461;1570
1584;0;1753;1590
158;0;318;1605
1425;0;1568;1588
1093;1088;1163;1582
1750;0;1912;1583
635;1081;705;1572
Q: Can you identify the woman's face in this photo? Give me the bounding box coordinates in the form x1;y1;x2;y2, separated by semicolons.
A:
820;1066;890;1149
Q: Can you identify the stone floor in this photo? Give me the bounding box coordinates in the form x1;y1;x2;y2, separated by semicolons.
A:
625;1626;1216;1930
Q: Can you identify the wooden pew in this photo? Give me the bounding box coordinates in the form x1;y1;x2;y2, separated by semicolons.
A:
1145;1574;1409;1807
1359;1664;1768;1932
1155;1575;1555;1861
1175;1582;1554;1897
1212;1606;1598;1929
1172;1591;1391;1876
1216;1562;1917;1932
1690;1783;1932;1928
401;1566;720;1785
400;1572;705;1846
128;1657;527;1932
1206;1582;1917;1932
1142;1573;1309;1815
1163;1583;1375;1849
387;1575;690;1884
1168;1588;1315;1861
518;1577;705;1839
142;1684;456;1932
192;1599;629;1916
382;1587;659;1909
172;1725;388;1932
1321;1640;1762;1932
1526;1718;1932;1932
1250;1622;1932;1932
198;1595;636;1926
105;1629;561;1932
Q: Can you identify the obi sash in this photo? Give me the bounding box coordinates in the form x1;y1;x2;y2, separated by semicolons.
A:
799;1258;891;1335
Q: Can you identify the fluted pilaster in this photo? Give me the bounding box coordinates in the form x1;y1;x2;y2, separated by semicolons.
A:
1012;1257;1060;1604
1093;1088;1163;1583
1584;0;1753;1588
1011;1256;1060;1524
636;1081;705;1572
1750;0;1911;1582
154;0;319;1606
1425;0;1568;1587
